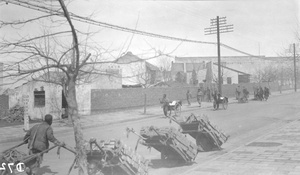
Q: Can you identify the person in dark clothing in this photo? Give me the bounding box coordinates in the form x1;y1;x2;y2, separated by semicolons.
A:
212;92;221;110
259;86;264;101
207;87;211;102
24;114;64;175
160;94;170;117
160;94;169;104
186;90;192;106
264;87;270;101
197;88;203;107
242;87;249;101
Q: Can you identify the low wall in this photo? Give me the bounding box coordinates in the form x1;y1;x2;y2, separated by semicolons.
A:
91;82;282;113
91;86;198;113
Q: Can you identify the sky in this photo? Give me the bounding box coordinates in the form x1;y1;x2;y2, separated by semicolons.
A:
0;0;299;61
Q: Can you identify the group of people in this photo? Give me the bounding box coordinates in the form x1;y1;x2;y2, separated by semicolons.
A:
236;86;250;103
186;88;204;107
236;85;270;102
186;87;220;107
254;86;270;101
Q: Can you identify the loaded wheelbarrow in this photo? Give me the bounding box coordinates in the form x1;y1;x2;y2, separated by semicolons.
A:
168;113;230;152
0;140;61;175
126;126;198;163
66;138;149;175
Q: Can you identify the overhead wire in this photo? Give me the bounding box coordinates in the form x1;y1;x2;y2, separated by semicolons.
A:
3;0;274;60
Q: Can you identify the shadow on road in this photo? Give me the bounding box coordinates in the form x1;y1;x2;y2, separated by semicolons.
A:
38;166;58;175
149;159;195;169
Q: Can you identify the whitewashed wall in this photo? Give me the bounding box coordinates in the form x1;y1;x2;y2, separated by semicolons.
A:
9;81;62;120
9;74;122;118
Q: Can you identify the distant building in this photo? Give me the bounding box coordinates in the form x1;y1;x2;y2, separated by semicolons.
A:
115;52;162;88
172;56;282;85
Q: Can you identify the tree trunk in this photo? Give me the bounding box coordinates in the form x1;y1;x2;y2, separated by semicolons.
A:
66;75;88;175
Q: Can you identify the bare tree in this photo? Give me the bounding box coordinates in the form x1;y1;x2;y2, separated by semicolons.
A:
0;1;183;174
0;1;114;174
123;60;160;88
253;65;280;87
157;56;172;82
212;65;227;85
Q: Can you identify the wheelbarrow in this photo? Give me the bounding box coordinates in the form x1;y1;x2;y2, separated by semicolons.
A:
0;140;63;175
168;113;230;152
66;138;149;175
126;126;198;163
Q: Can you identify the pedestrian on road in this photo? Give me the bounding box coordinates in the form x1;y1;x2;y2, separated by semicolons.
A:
186;90;192;106
197;88;203;107
264;87;270;101
23;114;65;175
207;87;211;102
160;94;169;104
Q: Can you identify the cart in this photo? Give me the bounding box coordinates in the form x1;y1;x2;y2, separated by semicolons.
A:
0;141;59;175
127;126;198;163
213;96;229;110
67;138;149;175
160;100;182;117
168;113;230;152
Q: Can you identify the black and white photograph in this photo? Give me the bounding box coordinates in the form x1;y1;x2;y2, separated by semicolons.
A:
0;0;299;174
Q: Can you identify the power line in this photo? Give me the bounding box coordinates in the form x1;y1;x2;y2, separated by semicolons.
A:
4;0;266;59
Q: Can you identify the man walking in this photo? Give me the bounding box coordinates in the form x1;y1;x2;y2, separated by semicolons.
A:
186;90;192;106
197;88;203;107
24;114;64;175
207;87;211;102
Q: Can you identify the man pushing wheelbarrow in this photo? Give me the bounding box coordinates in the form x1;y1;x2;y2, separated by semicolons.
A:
23;114;65;175
0;114;65;175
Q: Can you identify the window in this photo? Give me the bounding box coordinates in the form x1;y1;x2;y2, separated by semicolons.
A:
227;77;232;84
34;90;45;107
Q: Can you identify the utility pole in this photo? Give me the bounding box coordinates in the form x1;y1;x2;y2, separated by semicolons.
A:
293;43;297;92
205;16;233;95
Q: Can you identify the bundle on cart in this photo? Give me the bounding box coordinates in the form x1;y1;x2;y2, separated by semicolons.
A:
69;138;149;175
178;113;230;151
127;126;198;163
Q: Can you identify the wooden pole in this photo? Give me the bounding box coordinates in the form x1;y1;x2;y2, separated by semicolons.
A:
143;93;147;114
216;16;222;95
293;43;297;92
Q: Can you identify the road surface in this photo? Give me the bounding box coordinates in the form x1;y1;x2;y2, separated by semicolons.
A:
1;92;299;175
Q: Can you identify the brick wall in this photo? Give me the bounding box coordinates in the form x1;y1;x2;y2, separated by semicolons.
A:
91;82;281;113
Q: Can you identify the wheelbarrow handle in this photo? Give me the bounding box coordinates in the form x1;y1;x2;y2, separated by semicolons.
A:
1;140;27;154
22;145;58;163
61;145;77;155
